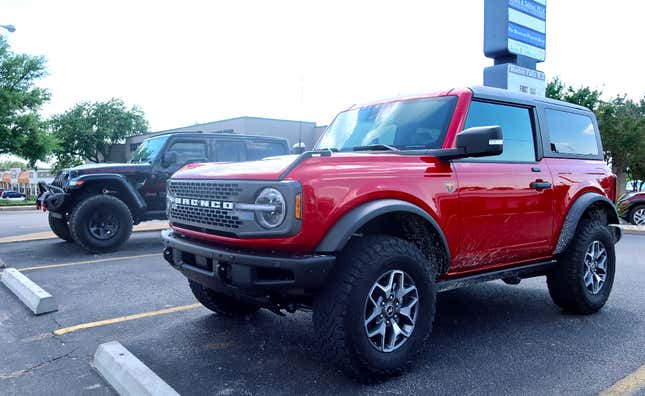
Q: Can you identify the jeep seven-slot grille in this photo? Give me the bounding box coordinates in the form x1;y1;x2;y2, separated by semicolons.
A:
52;172;68;188
168;181;242;201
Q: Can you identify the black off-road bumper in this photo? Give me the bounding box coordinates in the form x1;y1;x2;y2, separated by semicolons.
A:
36;182;68;212
161;229;336;296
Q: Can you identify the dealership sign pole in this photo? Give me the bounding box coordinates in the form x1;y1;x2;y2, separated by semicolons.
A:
483;0;546;96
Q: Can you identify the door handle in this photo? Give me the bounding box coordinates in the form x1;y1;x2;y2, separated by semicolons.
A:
530;181;552;190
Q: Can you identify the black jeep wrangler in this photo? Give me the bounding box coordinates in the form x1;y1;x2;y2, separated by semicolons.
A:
37;132;289;252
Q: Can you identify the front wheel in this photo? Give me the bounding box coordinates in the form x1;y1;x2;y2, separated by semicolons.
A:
69;195;133;253
313;235;437;382
547;219;616;314
48;212;72;242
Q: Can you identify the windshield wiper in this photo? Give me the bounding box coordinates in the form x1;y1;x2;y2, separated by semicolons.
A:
353;144;399;151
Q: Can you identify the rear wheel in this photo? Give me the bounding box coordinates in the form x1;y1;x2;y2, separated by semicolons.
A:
69;195;133;253
313;235;437;382
547;218;616;314
628;205;645;225
189;280;260;317
48;212;72;242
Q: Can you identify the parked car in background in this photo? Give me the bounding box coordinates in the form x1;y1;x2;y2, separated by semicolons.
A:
0;191;26;201
618;192;645;225
37;132;290;253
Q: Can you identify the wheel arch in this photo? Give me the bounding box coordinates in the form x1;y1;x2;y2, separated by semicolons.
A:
69;174;147;213
554;192;621;255
315;199;451;274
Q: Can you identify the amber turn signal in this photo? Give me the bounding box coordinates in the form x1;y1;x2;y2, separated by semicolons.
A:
295;193;302;220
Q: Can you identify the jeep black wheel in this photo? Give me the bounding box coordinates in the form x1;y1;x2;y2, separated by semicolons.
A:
313;235;437;383
48;212;72;242
189;280;260;317
69;195;133;253
547;218;616;314
628;204;645;225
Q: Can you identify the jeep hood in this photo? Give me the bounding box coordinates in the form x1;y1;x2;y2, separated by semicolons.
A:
172;155;299;180
65;163;152;176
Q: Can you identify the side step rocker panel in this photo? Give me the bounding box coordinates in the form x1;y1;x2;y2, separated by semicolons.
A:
437;260;557;292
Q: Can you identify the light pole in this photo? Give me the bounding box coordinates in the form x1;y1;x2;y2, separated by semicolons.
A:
1;24;16;33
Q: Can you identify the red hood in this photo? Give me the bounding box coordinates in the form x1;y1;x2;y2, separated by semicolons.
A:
172;155;299;180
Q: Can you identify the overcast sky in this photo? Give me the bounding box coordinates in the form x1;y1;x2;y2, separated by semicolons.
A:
3;0;644;132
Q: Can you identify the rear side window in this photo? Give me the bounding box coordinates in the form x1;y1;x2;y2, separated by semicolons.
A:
167;141;208;164
215;140;246;162
545;109;599;156
247;141;287;160
463;101;536;162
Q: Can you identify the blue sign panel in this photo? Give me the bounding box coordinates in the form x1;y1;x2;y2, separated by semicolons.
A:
484;0;546;63
509;0;546;20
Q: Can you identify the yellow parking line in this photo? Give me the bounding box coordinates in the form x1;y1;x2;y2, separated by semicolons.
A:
600;364;645;396
18;253;160;272
0;221;169;244
53;304;202;335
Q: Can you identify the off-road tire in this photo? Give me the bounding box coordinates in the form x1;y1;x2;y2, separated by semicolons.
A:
628;204;645;225
547;218;616;314
189;280;260;317
48;212;72;242
69;194;133;253
313;235;438;383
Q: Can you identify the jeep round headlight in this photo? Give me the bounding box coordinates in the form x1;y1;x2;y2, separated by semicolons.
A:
255;188;286;229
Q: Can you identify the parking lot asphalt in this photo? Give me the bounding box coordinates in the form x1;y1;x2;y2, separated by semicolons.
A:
1;231;644;396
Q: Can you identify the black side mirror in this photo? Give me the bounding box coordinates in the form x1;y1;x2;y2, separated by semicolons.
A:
435;126;503;160
162;151;178;167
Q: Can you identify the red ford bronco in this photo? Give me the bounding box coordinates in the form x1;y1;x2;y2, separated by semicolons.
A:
162;86;622;381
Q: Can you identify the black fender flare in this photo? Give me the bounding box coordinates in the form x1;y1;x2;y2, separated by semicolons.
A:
553;192;621;255
315;199;451;262
68;174;147;211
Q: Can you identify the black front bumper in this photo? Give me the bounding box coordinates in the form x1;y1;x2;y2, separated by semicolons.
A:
161;229;336;296
36;182;69;212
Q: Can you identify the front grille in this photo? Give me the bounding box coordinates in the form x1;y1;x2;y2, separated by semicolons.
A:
170;206;242;229
52;172;68;188
168;181;242;201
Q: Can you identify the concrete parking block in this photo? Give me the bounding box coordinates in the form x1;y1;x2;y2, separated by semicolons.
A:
0;267;57;314
93;341;180;396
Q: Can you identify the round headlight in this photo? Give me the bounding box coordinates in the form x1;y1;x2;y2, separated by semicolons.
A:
255;188;286;229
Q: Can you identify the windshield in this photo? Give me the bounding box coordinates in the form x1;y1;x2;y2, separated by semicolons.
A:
131;135;170;163
316;96;457;152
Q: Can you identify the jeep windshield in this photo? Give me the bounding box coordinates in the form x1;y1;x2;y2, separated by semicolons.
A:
131;135;170;163
316;96;457;152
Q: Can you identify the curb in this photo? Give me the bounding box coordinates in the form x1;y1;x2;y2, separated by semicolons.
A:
619;225;645;236
0;268;57;314
93;341;180;396
0;222;169;244
0;205;37;212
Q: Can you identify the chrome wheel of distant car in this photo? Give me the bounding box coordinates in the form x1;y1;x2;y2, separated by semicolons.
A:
584;240;608;295
633;208;645;225
364;269;419;353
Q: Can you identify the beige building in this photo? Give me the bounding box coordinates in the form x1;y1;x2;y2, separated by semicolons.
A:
109;116;327;163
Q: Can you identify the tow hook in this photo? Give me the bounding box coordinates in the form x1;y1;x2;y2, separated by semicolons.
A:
163;247;174;265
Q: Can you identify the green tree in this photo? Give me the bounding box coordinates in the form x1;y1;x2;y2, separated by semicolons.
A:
597;96;645;195
546;77;602;111
546;78;645;196
0;36;53;166
50;99;149;169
